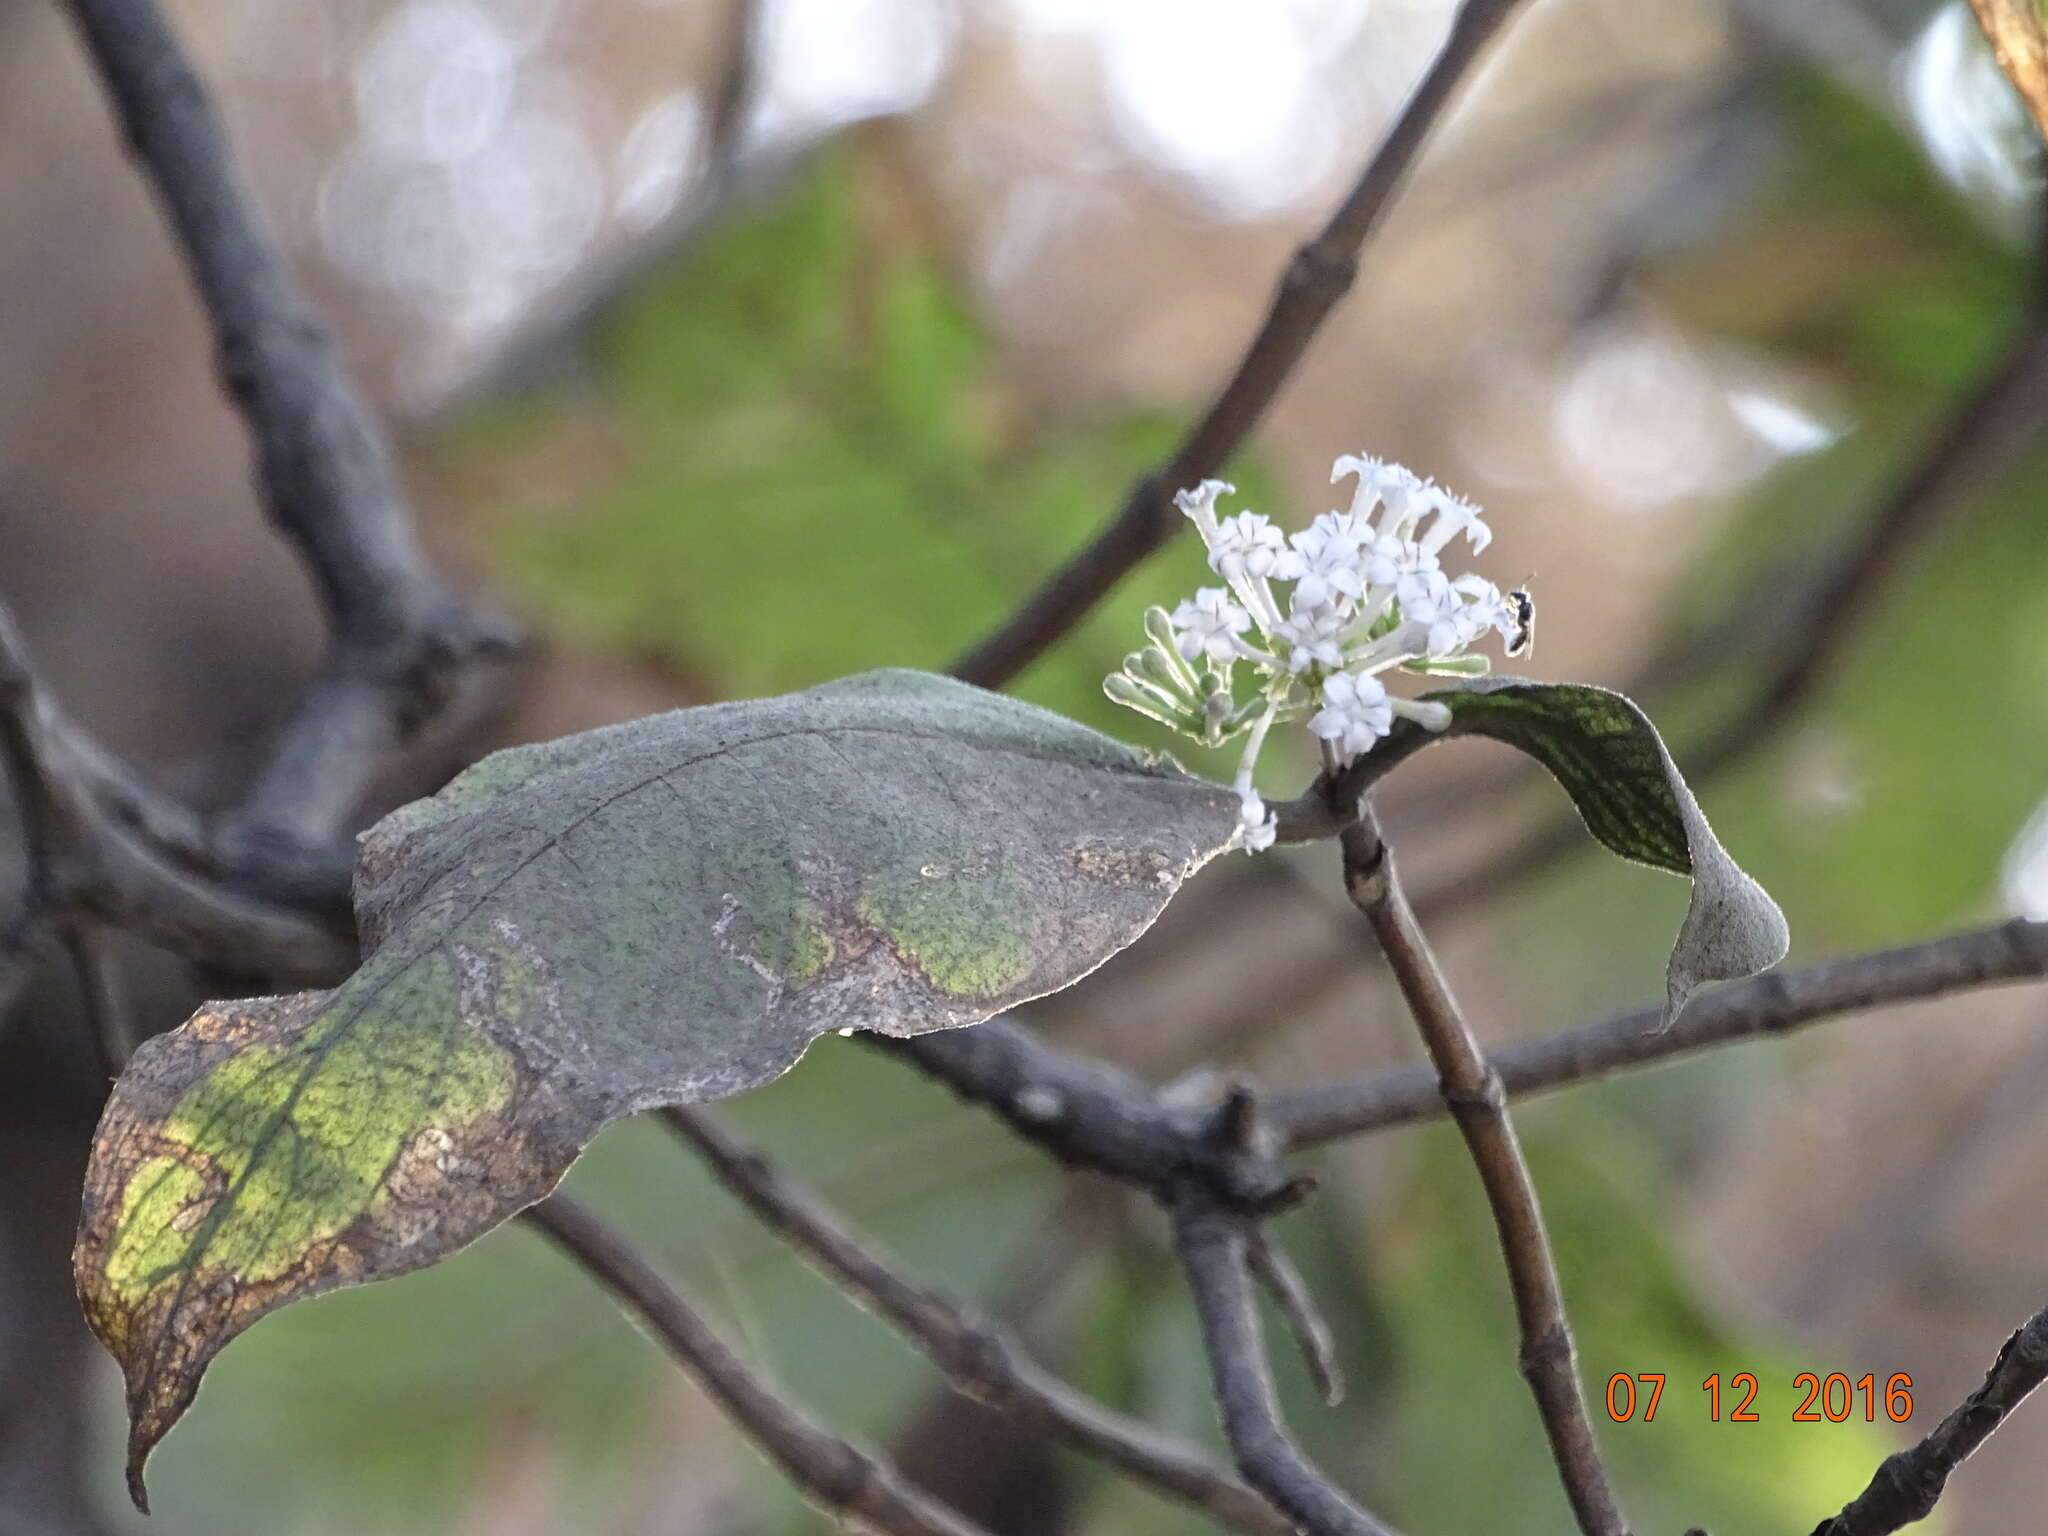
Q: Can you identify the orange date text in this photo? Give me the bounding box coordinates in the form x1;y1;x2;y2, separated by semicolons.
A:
1602;1373;1912;1423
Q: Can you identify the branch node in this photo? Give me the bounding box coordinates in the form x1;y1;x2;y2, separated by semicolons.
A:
1011;1083;1067;1124
1196;1080;1314;1216
1441;1068;1507;1120
1281;239;1359;304
1517;1322;1575;1377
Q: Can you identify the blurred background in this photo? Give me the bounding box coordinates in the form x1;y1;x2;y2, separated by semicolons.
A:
4;0;2048;1530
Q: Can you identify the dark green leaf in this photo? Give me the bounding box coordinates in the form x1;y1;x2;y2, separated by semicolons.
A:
1363;678;1788;1019
74;670;1238;1508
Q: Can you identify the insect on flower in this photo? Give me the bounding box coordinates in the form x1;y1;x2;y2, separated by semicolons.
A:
1105;453;1527;853
1504;585;1535;658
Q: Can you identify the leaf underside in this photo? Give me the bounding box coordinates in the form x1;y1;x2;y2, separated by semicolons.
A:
74;669;1239;1507
1363;677;1790;1017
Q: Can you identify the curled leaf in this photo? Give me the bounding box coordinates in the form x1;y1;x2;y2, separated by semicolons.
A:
1359;677;1789;1022
75;670;1239;1507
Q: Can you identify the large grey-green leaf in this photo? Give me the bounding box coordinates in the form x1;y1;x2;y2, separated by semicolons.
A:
1361;677;1788;1019
75;669;1239;1507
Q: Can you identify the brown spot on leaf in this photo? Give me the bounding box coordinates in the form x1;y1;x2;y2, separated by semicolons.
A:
1066;839;1178;887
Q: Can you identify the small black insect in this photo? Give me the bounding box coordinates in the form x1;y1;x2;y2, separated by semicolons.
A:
1504;587;1535;658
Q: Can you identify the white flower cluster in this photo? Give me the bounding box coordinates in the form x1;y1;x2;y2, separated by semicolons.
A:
1105;454;1530;852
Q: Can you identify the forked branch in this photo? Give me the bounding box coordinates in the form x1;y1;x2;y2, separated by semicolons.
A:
1174;1197;1398;1536
59;0;517;899
660;1106;1297;1536
0;603;351;987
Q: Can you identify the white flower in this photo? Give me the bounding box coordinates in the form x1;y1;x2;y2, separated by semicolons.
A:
1331;453;1389;512
1396;564;1453;624
1422;618;1469;657
1236;792;1278;852
1420;488;1492;555
1395;574;1470;657
1363;534;1435;593
1273;523;1365;608
1110;450;1524;854
1209;511;1288;580
1450;574;1517;644
1404;576;1513;656
1309;507;1373;548
1369;465;1435;538
1310;671;1393;757
1332;454;1419;528
1175;479;1233;541
1169;587;1250;662
1272;599;1346;672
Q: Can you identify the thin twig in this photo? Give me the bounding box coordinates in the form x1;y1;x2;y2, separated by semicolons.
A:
1246;1228;1345;1407
61;922;133;1082
59;0;516;895
703;0;760;198
0;605;97;904
1809;1305;2048;1536
1275;916;2048;1146
523;1194;992;1536
660;1106;1296;1536
951;0;1530;688
1339;803;1627;1536
1173;1197;1399;1536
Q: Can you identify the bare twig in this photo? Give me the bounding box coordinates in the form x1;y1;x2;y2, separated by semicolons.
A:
1810;1305;2048;1536
1246;1228;1345;1408
61;923;133;1082
703;0;761;198
523;1194;992;1536
660;1106;1295;1536
1339;804;1627;1536
951;0;1530;688
876;1043;1389;1527
1173;1197;1398;1536
59;0;516;899
1276;916;2048;1145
